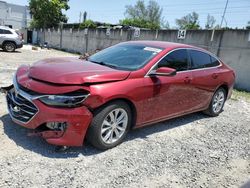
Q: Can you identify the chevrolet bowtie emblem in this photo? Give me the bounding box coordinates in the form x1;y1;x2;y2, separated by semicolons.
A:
13;106;21;112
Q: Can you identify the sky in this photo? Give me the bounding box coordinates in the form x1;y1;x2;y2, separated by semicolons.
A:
4;0;250;28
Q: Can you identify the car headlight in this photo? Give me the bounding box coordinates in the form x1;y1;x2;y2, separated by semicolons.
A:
38;92;89;107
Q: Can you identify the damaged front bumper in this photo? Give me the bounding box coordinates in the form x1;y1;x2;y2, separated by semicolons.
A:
1;84;93;147
0;85;13;94
28;130;64;139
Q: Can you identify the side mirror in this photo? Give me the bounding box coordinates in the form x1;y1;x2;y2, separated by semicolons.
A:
149;67;177;77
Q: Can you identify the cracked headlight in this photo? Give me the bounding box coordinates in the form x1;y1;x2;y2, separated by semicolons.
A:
38;92;89;107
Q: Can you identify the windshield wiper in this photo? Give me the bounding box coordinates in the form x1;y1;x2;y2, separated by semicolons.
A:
89;60;118;69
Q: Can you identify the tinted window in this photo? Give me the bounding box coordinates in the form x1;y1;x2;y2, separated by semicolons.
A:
210;56;220;67
189;50;211;69
1;29;12;34
157;49;188;71
189;50;220;69
89;44;163;71
0;29;3;34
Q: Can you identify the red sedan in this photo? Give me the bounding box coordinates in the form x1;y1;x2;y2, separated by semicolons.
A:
4;41;235;150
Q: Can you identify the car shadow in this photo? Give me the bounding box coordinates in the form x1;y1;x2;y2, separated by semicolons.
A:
0;50;21;53
0;112;209;158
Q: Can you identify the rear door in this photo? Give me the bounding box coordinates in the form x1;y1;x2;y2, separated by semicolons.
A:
0;29;12;43
188;49;222;109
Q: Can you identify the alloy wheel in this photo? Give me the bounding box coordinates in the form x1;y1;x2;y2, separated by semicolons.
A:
212;90;225;113
5;43;15;52
101;108;128;144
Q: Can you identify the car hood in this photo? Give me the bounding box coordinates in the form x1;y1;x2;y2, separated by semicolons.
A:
27;57;131;85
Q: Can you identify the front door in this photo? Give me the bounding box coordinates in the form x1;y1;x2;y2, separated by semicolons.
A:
142;49;196;124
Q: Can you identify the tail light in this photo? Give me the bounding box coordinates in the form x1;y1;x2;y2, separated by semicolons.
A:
19;33;24;40
232;70;236;79
16;30;23;41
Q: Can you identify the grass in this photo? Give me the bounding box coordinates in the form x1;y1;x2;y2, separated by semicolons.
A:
231;89;250;102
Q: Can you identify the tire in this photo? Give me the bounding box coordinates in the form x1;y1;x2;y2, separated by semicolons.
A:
86;101;132;150
203;87;227;117
3;42;16;52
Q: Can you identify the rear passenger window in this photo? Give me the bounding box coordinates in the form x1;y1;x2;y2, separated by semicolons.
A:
189;50;220;69
210;56;220;67
2;29;12;34
0;29;3;34
157;49;188;71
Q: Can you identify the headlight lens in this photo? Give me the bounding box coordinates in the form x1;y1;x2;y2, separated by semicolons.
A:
39;93;89;107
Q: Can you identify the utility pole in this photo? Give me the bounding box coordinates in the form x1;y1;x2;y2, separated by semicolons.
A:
220;0;229;28
79;11;82;23
83;11;87;23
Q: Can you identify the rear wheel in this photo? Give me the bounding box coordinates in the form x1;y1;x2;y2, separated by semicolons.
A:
86;101;131;150
3;42;16;52
203;87;226;117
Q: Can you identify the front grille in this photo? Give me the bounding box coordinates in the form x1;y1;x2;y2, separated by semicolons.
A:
7;88;38;123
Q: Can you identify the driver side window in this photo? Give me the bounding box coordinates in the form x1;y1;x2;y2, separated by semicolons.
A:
157;49;189;71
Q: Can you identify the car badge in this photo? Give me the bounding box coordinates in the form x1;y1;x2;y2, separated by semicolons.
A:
13;106;21;112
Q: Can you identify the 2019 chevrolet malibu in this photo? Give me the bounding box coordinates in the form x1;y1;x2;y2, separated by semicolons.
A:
3;41;235;150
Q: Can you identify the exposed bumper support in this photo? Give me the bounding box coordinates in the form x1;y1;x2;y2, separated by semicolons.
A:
0;85;13;94
28;130;64;139
4;82;93;147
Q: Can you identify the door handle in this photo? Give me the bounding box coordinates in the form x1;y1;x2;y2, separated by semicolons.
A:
212;73;218;79
184;77;192;84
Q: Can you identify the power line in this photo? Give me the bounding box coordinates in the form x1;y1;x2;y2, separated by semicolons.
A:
220;0;229;28
84;9;250;16
164;6;250;12
74;0;249;27
161;0;249;7
80;5;250;15
77;1;248;13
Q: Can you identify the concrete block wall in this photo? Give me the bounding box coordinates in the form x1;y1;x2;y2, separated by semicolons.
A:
216;30;250;91
36;28;250;91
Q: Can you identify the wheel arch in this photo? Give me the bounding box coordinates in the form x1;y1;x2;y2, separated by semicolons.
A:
3;40;17;47
217;84;229;98
93;97;137;129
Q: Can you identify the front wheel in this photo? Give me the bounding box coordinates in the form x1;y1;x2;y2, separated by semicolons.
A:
203;87;226;117
86;101;132;150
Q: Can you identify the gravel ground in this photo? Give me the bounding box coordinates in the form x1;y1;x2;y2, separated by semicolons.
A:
0;46;249;188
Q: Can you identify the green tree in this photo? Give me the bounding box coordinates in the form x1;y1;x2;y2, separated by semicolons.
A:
120;18;160;29
205;14;216;29
80;20;97;29
29;0;70;28
120;0;166;29
176;12;200;29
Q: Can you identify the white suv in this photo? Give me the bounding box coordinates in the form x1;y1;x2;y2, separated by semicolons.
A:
0;26;23;52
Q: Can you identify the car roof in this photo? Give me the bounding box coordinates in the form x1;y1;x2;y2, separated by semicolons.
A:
0;26;9;29
120;40;195;50
0;26;18;34
0;26;13;30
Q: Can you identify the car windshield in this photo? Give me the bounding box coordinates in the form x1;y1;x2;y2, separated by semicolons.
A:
88;44;163;71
